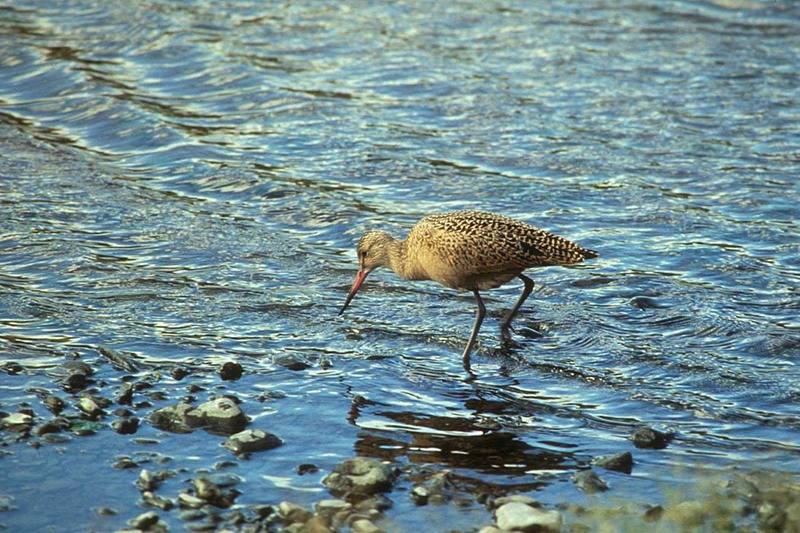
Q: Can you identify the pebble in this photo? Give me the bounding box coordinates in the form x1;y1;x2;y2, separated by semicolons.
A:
315;498;352;519
178;492;206;509
219;362;243;381
592;451;634;473
274;354;311;371
573;469;609;493
222;429;282;454
630;426;673;449
142;491;174;511
113;456;139;469
33;418;69;436
495;502;563;533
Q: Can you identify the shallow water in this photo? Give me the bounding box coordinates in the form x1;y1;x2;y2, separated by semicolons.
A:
1;0;799;531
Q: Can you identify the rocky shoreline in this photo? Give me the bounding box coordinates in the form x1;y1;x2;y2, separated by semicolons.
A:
2;354;799;532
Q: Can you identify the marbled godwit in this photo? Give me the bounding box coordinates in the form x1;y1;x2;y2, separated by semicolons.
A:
339;210;597;369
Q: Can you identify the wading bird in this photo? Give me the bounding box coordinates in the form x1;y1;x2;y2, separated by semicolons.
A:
339;210;597;370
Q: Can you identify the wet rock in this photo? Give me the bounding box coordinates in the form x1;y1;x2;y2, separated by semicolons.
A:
172;367;190;380
113;407;135;417
185;398;247;435
129;511;159;529
306;514;334;533
489;494;540;510
61;361;93;391
150;402;194;433
630;426;673;449
315;498;352;520
2;361;23;375
629;296;661;309
205;473;242;488
43;395;65;415
478;527;504;533
323;458;397;497
194;478;239;508
33;418;69;436
592;451;634;474
99;346;140;372
219;362;243;381
187;384;204;394
222;429;282;454
178;493;206;509
142;491;174;511
113;416;140;435
573;469;609;493
410;486;429;505
0;495;16;512
148;391;167;402
278;501;312;524
113;456;138;469
1;412;33;432
96;506;117;516
354;495;393;513
275;354;311;371
77;396;104;419
351;518;384;533
495;502;563;533
297;463;319;475
116;383;135;405
137;469;172;492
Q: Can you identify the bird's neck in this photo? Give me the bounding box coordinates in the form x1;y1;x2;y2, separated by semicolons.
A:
385;239;411;278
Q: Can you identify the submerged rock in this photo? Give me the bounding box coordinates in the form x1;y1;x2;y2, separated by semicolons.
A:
222;429;282;454
630;426;673;449
128;511;159;529
323;458;397;497
573;469;609;493
351;519;385;533
150;403;194;433
592;451;634;473
113;417;140;435
43;395;65;415
495;502;562;533
185;398;247;434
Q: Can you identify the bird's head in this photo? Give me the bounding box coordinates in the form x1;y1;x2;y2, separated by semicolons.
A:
338;230;394;315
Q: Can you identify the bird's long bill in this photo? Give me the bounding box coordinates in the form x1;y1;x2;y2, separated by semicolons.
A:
338;269;370;316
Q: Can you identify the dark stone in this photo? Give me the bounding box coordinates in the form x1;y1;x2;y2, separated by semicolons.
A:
275;355;311;371
223;429;282;454
573;469;609;493
148;391;168;401
33;418;69;436
43;395;65;415
172;367;190;380
113;417;140;435
187;384;205;394
116;383;134;405
63;372;88;391
113;407;134;417
96;507;117;516
64;361;94;376
630;426;673;449
592;451;634;474
2;362;23;375
150;403;194;433
297;463;319;475
629;296;661;309
219;362;243;381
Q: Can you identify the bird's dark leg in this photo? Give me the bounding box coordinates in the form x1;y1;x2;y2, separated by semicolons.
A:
462;289;486;371
500;274;534;334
